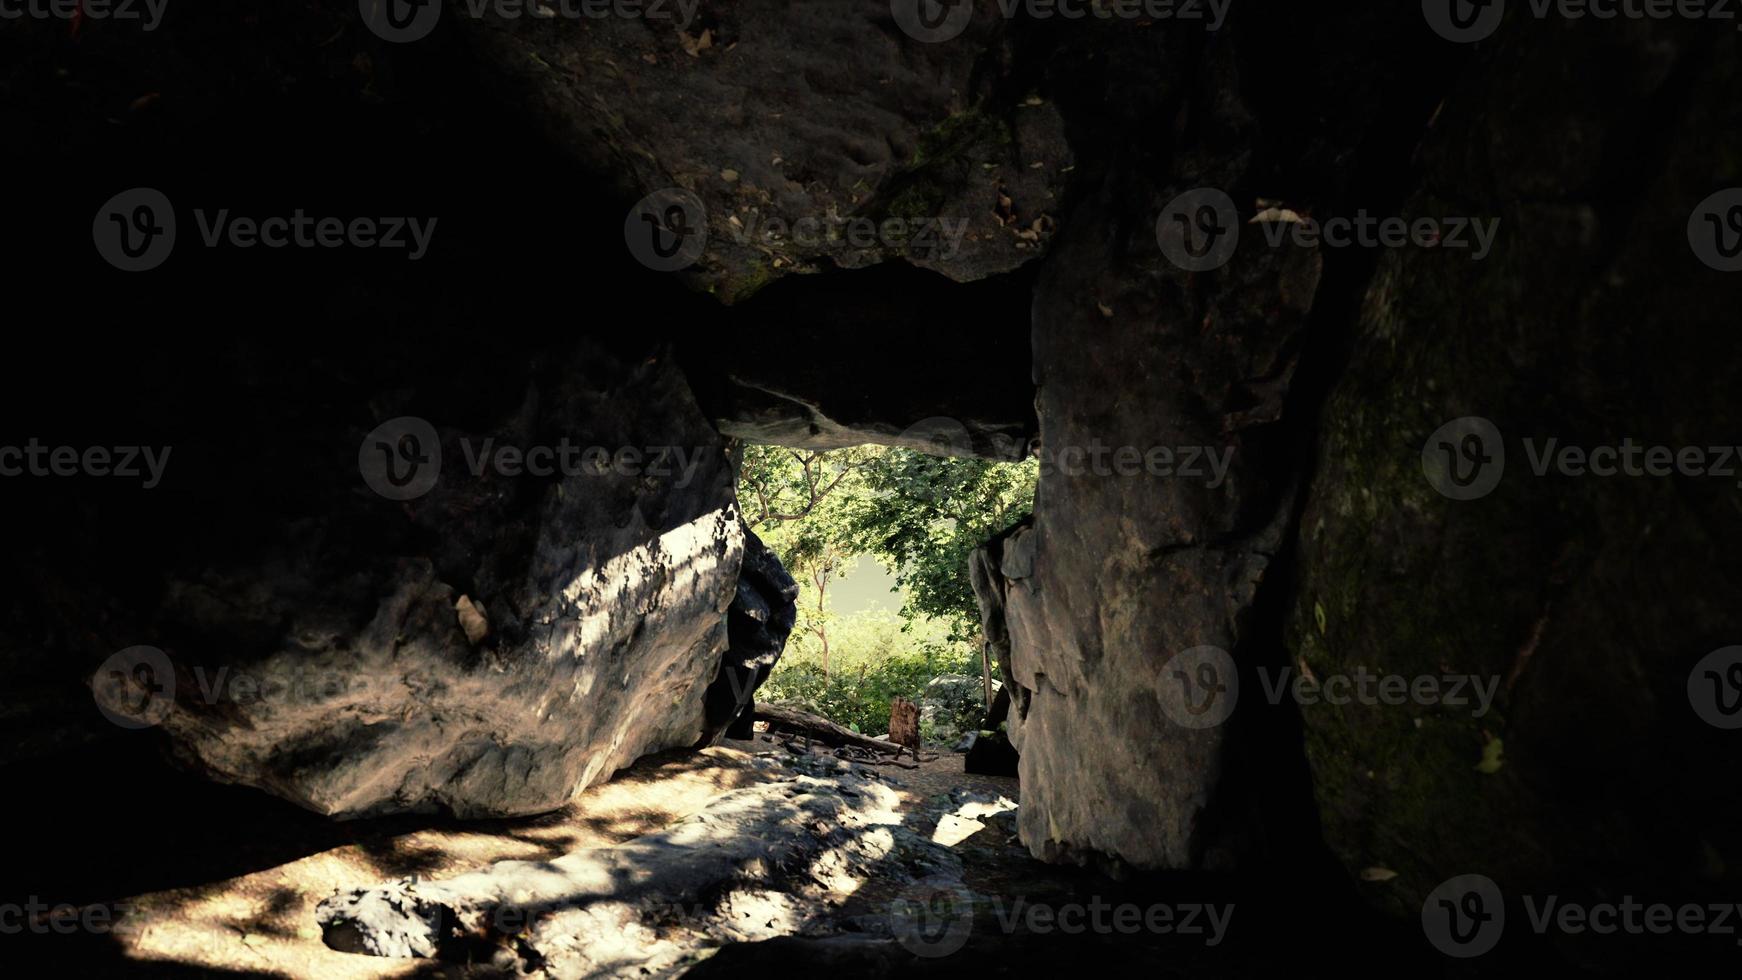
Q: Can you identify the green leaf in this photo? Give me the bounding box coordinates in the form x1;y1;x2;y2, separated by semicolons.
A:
1475;737;1505;774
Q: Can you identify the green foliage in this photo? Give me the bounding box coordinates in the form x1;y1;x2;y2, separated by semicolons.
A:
739;443;1037;642
739;445;878;667
759;609;975;736
837;450;1037;641
738;440;1034;731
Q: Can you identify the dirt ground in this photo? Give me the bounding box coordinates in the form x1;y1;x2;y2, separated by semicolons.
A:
14;736;1019;978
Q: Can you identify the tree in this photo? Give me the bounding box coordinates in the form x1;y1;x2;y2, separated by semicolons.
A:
738;442;1037;648
739;445;875;674
738;445;870;526
838;450;1037;641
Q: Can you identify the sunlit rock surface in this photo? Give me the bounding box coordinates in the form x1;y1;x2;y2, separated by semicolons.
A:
86;343;745;819
318;759;961;977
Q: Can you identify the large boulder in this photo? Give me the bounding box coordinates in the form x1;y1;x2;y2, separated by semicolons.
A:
76;341;745;819
698;525;799;745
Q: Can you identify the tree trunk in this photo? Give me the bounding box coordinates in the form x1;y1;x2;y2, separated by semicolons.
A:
752;703;903;755
978;630;993;708
812;566;832;676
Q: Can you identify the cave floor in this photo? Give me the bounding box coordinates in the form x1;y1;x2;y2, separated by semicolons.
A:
18;738;1029;978
15;736;1431;978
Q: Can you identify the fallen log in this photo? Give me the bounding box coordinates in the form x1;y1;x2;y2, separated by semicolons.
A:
752;703;905;756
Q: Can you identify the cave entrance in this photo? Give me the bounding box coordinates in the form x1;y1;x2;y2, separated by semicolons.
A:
717;434;1034;834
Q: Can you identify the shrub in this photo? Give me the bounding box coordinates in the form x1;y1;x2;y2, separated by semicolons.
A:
760;608;976;736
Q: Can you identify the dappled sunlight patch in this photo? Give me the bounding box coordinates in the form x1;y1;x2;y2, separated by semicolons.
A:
313;754;966;976
931;794;1017;847
87;748;778;977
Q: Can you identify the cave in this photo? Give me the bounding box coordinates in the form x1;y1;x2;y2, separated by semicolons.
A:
3;1;1739;977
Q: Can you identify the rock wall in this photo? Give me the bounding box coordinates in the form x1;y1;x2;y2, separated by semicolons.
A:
999;180;1322;868
678;265;1038;459
959;4;1742;941
957;12;1341;871
1285;17;1742;931
455;0;1071;301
